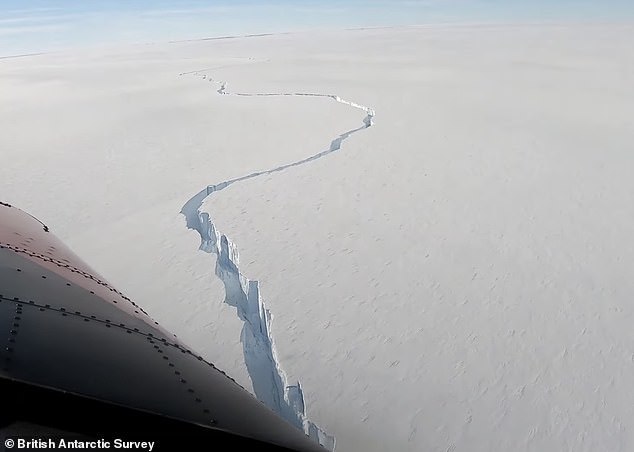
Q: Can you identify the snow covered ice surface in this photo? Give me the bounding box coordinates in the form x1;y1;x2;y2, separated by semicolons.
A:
2;23;634;451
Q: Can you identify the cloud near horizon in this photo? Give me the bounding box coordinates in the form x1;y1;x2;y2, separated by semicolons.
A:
0;0;632;56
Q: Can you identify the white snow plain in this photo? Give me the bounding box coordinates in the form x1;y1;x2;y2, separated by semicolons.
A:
2;23;634;452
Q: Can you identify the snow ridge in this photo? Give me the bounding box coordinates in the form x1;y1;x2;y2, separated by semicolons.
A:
180;70;375;451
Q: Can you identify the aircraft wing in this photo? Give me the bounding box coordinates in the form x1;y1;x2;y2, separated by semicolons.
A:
0;202;326;451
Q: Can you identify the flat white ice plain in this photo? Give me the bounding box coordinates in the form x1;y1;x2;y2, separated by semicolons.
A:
2;23;634;451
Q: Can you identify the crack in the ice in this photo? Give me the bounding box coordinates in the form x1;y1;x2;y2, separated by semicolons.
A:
180;70;375;452
178;58;269;77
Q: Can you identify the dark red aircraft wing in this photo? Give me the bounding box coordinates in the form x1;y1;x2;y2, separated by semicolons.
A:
0;202;325;452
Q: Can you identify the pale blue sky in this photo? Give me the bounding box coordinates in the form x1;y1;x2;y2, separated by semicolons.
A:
1;0;633;55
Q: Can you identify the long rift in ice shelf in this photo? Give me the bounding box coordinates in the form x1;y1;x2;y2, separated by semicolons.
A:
180;68;375;452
